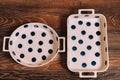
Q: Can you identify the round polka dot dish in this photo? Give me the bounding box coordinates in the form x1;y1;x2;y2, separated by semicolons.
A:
3;23;65;67
67;9;109;78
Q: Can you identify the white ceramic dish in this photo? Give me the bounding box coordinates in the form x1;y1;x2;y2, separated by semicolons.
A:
67;9;109;78
3;23;65;67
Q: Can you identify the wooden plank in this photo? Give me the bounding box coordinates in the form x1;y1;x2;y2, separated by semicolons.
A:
0;67;120;80
108;31;120;50
0;0;119;32
0;0;119;9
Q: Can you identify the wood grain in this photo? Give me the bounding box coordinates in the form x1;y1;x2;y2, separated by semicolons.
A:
0;0;120;80
0;67;120;80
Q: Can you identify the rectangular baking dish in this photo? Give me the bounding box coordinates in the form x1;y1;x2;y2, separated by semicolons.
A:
67;9;109;78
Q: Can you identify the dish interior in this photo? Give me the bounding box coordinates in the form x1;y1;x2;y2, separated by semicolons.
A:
9;23;58;66
67;14;108;71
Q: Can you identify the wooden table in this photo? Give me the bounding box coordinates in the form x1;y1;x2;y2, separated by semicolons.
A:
0;0;120;80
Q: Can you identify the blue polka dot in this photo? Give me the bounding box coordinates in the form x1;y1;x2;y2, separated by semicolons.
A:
12;51;16;55
72;46;77;51
86;22;91;26
104;23;106;27
21;34;26;39
9;41;13;45
15;32;19;36
80;51;85;56
71;36;76;40
78;39;83;44
17;59;20;62
48;49;53;54
42;55;46;60
104;37;106;41
95;22;99;27
50;30;53;34
20;54;24;58
105;61;107;65
72;57;77;62
105;47;107;52
24;25;28;28
38;48;42;53
91;61;96;66
34;25;39;28
71;25;76;29
87;45;92;50
81;30;86;35
96;41;100;46
82;63;87;68
96;31;101;36
95;52;100;57
89;35;93;39
18;44;22;48
28;48;33;52
32;57;36;62
74;16;78;18
49;40;54;44
78;20;83;25
39;41;43;45
41;32;46;37
28;39;33;44
31;31;35;36
43;25;47;28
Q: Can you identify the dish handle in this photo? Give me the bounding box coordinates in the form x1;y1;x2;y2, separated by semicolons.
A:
3;37;10;52
58;37;65;52
79;71;97;78
78;9;95;14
